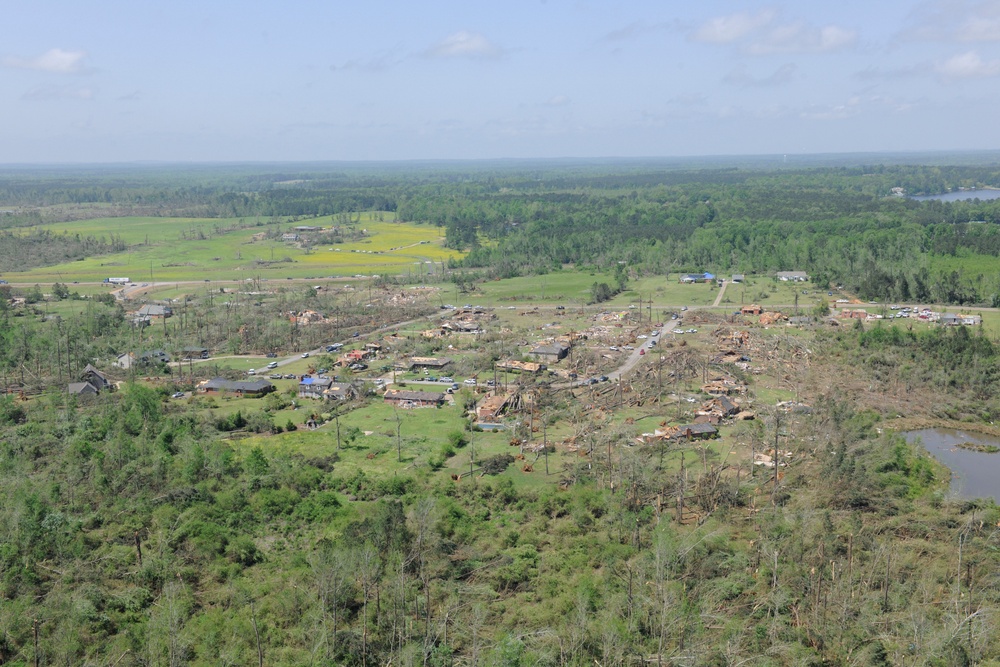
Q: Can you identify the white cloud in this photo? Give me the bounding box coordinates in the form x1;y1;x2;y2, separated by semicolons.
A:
330;52;398;73
2;48;87;73
605;22;646;42
692;9;776;44
724;63;797;87
900;1;1000;42
935;51;1000;79
800;97;862;120
691;9;855;54
854;63;929;81
424;31;503;59
22;85;94;101
958;14;1000;41
746;22;857;54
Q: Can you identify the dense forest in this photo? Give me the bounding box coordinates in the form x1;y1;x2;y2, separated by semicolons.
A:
6;159;1000;304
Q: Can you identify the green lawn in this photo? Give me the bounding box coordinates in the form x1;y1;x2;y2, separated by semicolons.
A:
476;271;618;304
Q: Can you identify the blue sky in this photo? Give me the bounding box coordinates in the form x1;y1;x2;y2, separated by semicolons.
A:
4;0;1000;162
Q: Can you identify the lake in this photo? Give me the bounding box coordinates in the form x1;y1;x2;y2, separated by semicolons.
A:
909;189;1000;202
904;428;1000;503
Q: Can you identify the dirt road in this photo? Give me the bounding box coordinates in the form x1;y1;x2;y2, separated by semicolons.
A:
712;280;728;307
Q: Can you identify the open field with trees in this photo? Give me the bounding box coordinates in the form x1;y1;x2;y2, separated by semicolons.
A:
1;214;458;283
4;158;1000;665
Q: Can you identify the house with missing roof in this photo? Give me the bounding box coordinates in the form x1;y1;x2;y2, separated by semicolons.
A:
68;365;110;397
383;389;446;408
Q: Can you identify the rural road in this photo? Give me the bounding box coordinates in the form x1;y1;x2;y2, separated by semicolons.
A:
712;280;728;307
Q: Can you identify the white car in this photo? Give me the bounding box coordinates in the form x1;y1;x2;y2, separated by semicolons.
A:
637;335;647;339
301;352;310;358
463;378;477;385
672;329;684;334
609;346;619;351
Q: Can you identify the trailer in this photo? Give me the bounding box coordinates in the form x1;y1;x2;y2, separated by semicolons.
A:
105;277;130;284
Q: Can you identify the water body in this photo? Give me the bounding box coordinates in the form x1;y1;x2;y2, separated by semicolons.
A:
909;189;1000;202
904;428;1000;503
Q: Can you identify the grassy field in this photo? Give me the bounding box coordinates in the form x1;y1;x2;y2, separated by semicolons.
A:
475;271;618;304
3;214;461;283
470;271;829;311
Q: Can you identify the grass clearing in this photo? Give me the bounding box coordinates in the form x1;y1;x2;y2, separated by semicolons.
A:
476;271;617;304
4;215;461;283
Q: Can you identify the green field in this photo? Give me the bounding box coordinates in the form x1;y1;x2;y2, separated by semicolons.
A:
3;213;462;283
475;271;618;304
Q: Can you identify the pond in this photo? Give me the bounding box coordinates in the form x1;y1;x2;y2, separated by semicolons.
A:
904;428;1000;503
909;189;1000;202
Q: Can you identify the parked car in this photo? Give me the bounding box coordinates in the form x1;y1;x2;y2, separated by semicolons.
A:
349;363;368;371
609;346;619;351
269;374;282;379
171;392;185;398
247;369;256;375
283;374;296;379
440;377;453;383
267;361;278;369
599;376;609;382
639;349;645;355
428;376;438;382
301;352;310;358
265;352;278;358
463;378;477;385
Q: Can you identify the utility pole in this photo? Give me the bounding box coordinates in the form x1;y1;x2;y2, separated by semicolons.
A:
543;422;549;475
